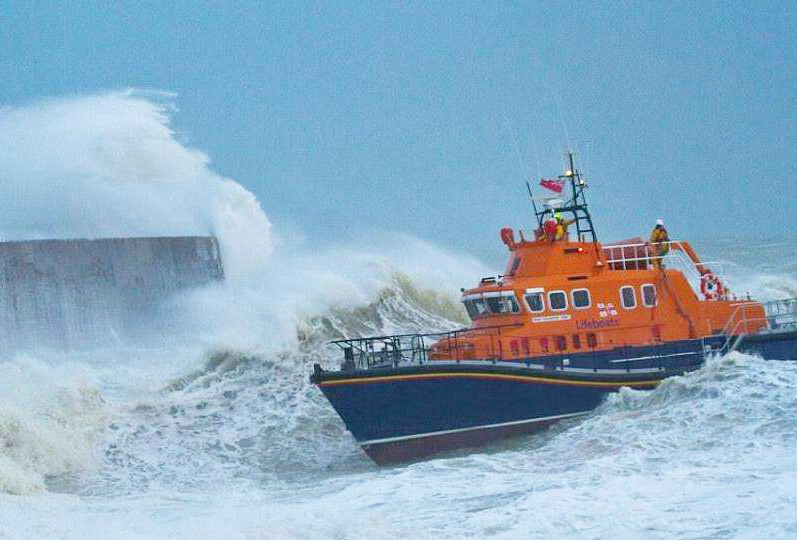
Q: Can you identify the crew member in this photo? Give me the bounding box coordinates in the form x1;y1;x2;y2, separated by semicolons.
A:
555;212;576;241
650;219;670;268
543;214;558;241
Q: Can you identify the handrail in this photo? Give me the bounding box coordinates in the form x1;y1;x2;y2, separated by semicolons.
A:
329;323;521;345
720;301;759;337
603;240;723;272
332;323;524;370
720;303;760;354
718;298;797;354
603;240;729;299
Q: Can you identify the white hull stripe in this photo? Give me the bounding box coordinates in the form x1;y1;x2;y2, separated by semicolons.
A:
359;411;590;446
609;351;697;364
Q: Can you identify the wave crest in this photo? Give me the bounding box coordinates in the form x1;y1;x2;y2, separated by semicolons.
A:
0;357;107;494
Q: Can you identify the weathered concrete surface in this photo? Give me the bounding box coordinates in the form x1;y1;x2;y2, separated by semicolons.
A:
0;236;223;350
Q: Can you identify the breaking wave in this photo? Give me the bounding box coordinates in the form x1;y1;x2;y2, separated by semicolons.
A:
0;90;273;281
0;356;107;494
1;90;796;539
0;263;476;496
0;90;489;500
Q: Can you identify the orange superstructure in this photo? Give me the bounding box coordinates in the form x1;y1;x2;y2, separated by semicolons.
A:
429;154;766;362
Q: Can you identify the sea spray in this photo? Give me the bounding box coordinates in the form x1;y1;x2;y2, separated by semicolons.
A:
0;90;273;281
0;91;491;501
0;356;107;494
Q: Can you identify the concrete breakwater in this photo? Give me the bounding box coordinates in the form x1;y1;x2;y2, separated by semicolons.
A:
0;236;223;350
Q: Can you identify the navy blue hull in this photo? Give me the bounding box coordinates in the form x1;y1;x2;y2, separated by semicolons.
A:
740;330;797;360
313;332;797;464
317;368;661;464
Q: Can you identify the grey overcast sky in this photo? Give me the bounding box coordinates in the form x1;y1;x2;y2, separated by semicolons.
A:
2;1;795;265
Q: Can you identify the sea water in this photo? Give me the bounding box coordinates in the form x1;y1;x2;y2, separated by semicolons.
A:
1;92;797;540
2;262;797;540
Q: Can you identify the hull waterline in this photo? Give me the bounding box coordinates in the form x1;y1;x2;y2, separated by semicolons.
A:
313;331;797;464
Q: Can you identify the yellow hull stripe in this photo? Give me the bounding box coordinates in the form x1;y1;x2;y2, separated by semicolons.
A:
318;371;661;388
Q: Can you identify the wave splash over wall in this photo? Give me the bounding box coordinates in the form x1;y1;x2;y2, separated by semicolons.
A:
0;91;487;499
0;90;281;495
0;90;272;281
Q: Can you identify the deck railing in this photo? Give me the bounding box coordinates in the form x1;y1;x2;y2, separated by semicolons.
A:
602;240;728;298
718;298;797;353
331;323;522;370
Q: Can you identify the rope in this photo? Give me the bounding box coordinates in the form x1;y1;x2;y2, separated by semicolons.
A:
658;269;696;339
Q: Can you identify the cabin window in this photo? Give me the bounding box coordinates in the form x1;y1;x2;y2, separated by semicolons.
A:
463;300;478;319
620;286;636;309
506;295;521;313
463;298;489;320
586;333;598;348
549;291;567;311
641;284;657;307
555;335;567;351
484;293;520;314
572;334;581;349
571;288;591;309
540;337;549;353
485;296;502;313
524;291;545;313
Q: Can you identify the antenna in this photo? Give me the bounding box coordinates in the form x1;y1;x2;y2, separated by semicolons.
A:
526;181;539;218
502;111;529;181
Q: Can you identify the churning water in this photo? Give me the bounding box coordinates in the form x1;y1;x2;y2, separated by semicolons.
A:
1;93;796;539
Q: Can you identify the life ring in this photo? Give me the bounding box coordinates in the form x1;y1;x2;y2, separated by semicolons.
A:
700;272;724;300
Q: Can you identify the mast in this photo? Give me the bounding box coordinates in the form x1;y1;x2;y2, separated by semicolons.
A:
534;151;598;243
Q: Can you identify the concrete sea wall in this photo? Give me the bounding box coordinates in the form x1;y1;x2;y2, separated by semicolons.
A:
0;236;223;350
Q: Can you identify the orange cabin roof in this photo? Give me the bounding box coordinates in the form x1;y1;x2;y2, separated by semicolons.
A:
429;152;766;363
433;233;766;362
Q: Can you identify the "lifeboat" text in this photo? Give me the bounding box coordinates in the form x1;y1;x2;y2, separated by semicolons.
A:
576;318;620;330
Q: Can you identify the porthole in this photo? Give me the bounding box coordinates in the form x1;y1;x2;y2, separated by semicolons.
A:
620;286;636;309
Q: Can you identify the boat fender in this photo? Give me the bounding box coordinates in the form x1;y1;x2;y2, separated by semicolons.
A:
700;272;724;301
500;227;515;247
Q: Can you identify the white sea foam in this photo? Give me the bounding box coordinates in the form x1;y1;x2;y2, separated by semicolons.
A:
1;91;796;539
698;238;797;301
0;91;488;507
0;355;106;495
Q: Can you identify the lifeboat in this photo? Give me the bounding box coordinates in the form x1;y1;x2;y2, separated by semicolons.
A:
311;153;797;465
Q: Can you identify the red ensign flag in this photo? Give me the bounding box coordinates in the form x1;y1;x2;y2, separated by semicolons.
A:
539;177;565;193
